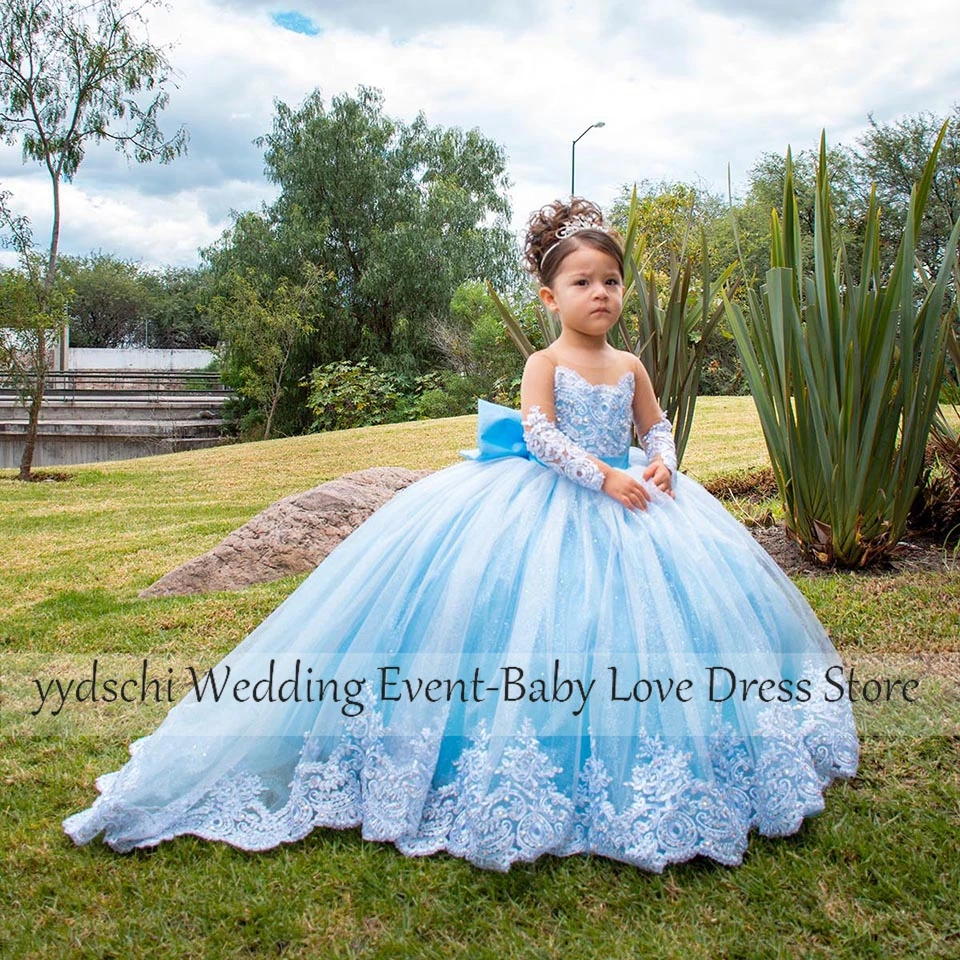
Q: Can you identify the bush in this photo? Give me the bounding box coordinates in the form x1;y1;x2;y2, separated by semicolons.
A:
305;358;408;431
306;360;472;430
411;388;454;420
305;356;523;432
698;332;749;396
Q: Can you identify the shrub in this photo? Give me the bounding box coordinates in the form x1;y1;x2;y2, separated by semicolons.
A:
305;358;408;431
724;128;960;567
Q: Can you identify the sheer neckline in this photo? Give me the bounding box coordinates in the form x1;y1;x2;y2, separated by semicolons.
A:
554;364;635;390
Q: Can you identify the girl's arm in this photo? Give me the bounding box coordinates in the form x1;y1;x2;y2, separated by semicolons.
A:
519;352;610;491
631;356;677;482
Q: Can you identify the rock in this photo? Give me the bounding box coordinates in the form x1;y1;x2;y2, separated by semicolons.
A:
140;466;434;598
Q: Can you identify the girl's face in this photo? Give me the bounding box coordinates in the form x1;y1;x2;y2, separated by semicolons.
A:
539;243;624;335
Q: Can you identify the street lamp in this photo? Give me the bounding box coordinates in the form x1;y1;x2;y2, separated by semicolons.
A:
571;121;605;196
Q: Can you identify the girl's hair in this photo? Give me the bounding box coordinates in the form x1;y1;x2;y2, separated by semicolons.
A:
523;197;624;287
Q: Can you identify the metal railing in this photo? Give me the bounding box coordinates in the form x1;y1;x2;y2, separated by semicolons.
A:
0;370;233;402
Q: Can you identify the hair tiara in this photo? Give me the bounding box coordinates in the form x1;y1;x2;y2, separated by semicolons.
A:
540;214;613;267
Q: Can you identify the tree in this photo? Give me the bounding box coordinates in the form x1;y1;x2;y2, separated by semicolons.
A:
258;86;518;365
201;210;356;434
429;278;527;384
59;253;150;346
0;192;65;479
603;180;746;397
856;105;960;275
202;86;519;436
0;0;187;476
742;143;867;277
139;265;216;349
59;255;215;348
209;265;329;441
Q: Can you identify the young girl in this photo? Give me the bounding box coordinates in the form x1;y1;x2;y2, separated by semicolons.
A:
64;198;859;873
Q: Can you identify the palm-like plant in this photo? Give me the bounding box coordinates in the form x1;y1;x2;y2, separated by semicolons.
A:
724;126;960;567
488;184;735;464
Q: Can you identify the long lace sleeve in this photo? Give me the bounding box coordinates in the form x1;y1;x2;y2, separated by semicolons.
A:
640;411;677;480
521;405;606;491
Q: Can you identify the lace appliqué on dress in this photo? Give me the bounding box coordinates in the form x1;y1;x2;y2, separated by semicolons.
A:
522;405;605;491
65;665;859;873
553;366;634;461
640;411;677;480
520;366;637;490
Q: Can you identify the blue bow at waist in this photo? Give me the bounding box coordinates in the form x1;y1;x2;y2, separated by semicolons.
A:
458;398;630;470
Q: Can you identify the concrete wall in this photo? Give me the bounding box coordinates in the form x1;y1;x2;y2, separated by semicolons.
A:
67;348;216;371
0;392;227;467
0;422;225;468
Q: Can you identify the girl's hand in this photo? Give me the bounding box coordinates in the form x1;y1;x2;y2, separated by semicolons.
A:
602;469;653;512
643;458;676;499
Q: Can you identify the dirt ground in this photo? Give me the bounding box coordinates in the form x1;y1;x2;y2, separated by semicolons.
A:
748;521;955;578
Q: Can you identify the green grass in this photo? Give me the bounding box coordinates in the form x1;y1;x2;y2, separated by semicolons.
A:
2;397;959;959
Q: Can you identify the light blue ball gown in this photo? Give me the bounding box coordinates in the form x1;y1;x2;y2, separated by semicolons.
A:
63;365;859;872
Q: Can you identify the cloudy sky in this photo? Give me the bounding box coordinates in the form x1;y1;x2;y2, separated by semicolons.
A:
1;0;957;270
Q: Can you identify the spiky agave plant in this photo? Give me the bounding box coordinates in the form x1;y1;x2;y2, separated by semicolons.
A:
916;264;960;545
925;259;960;449
724;125;960;567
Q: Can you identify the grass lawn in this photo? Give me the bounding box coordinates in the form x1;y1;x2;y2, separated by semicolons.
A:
1;396;958;959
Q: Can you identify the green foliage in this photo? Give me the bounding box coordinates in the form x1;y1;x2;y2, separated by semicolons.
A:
724;128;960;568
209;266;328;440
410;387;453;421
428;279;529;400
857;105;960;275
926;261;960;525
599;107;960;399
302;275;532;433
0;0;187;290
306;358;418;431
620;198;736;465
200;88;518;437
606;180;756;394
258;85;519;359
201;213;358;436
609;180;726;277
738;107;960;281
0;0;186;179
139;265;217;349
0;265;66;390
0;192;68;479
698;341;748;397
0;0;186;476
59;254;215;349
303;357;500;431
59;254;147;347
746;144;865;273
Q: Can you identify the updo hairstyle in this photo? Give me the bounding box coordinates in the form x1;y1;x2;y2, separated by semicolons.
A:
523;197;624;288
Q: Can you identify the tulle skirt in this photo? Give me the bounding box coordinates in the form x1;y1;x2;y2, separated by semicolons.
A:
64;446;859;872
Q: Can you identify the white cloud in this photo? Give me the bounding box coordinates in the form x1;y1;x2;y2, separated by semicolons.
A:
0;169;275;269
1;0;956;268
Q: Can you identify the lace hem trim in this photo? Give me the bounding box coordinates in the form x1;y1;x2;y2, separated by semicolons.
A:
64;685;859;873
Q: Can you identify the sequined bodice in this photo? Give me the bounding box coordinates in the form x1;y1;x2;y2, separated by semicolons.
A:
553;365;634;458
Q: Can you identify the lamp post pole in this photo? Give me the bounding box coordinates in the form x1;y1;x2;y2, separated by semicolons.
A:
571;121;605;196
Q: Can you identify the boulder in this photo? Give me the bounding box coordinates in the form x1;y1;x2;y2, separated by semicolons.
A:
139;466;433;598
